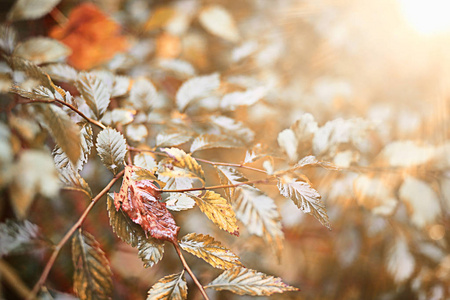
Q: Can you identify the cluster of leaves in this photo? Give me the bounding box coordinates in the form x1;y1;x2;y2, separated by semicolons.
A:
1;0;450;300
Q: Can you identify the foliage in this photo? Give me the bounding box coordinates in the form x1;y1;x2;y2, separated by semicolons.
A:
1;0;450;300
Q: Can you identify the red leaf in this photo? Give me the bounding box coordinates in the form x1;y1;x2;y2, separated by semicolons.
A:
114;166;179;242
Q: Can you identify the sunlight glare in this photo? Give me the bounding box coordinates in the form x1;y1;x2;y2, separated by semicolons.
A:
398;0;450;35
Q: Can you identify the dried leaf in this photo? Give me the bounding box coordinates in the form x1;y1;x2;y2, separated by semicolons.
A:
165;193;196;211
96;127;127;174
179;233;242;269
107;194;164;267
0;25;17;55
6;56;54;91
76;73;111;119
277;176;331;229
188;191;239;236
386;237;415;283
112;75;131;97
216;166;248;201
210;115;254;144
34;104;81;166
49;3;128;70
15;37;71;65
233;186;284;256
126;124;148;143
198;5;240;42
114;166;179;242
277;129;298;162
147;272;187;300
129;78;157;112
156;129;194;148
42;63;78;83
101;108;135;126
72;229;113;300
160;148;205;180
176;73;220;112
190;134;241;153
134;153;157;173
220;87;267;111
0;220;46;256
205;267;299;295
295;155;340;170
8;0;61;21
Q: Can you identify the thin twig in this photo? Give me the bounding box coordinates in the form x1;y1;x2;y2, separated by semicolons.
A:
195;157;267;174
0;259;33;299
173;243;210;300
54;99;106;129
27;170;125;300
157;177;274;193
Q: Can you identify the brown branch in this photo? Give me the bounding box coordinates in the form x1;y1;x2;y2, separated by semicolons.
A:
54;99;106;129
27;170;125;300
172;242;210;300
0;259;33;299
158;177;275;193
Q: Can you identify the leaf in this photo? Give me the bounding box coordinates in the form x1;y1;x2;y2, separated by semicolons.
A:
14;37;71;65
126;124;148;142
386;237;415;283
42;63;78;83
10;85;54;101
6;56;54;91
34;103;81;166
165;193;196;211
233;186;284;257
101;108;135;126
0;24;17;55
96;127;127;174
188;191;239;236
190;134;241;153
114;166;179;242
76;73;111;119
220;87;267;111
205;267;299;295
49;3;128;70
7;0;61;21
277;176;331;229
156;129;194;148
147;272;187;300
133;153;157;173
277;128;298;162
198;5;240;42
210;115;254;143
129;77;157;112
107;194;164;267
216;166;248;201
0;220;46;256
176;73;220;112
72;229;113;300
179;233;242;269
295;155;340;170
160;148;205;180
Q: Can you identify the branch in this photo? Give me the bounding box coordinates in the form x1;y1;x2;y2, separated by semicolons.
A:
27;170;125;300
172;242;210;300
157;177;275;193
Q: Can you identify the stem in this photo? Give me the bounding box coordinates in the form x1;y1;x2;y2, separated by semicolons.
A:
172;243;210;300
157;177;274;193
54;99;106;129
27;170;125;300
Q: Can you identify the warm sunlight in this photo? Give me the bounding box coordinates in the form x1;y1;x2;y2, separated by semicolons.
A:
398;0;450;35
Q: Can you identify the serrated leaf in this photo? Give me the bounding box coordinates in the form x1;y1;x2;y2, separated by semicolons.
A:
190;134;241;153
34;103;81;166
114;166;179;242
107;194;164;267
233;186;284;257
7;0;61;21
76;73;111;120
0;25;17;55
11;84;54;101
277;176;331;229
160;148;205;180
6;56;54;91
165;193;196;211
210;115;254;143
179;233;242;269
205;267;299;295
42;63;78;83
147;272;187;300
176;73;220;112
133;153;157;173
0;220;47;256
96;127;127;174
188;191;239;236
295;155;340;170
216;166;248;201
156;129;194;148
220;87;267;111
72;229;113;300
129;77;157;112
15;37;71;65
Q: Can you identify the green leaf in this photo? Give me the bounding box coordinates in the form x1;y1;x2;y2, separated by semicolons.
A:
205;267;299;296
160;148;205;180
277;176;331;229
34;103;81;166
188;191;239;236
14;37;71;65
233;186;284;257
176;73;220;112
76;73;111;120
72;229;113;300
96;127;127;174
107;194;164;268
179;233;242;269
147;272;187;300
7;0;61;21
